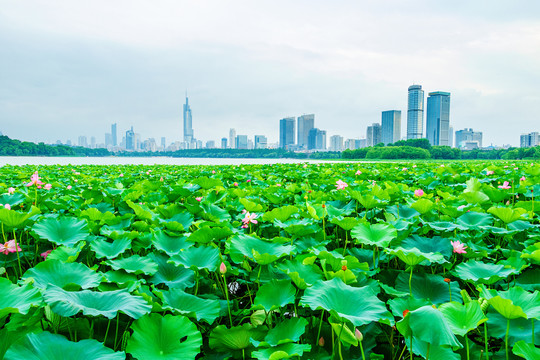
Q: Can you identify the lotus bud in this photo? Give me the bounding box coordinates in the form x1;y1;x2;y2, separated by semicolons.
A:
341;260;347;271
354;328;363;342
318;337;325;346
460;290;472;304
219;262;227;274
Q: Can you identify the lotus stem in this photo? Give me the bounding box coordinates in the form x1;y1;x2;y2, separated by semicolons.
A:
103;319;111;344
484;320;490;360
505;319;509;360
13;231;22;277
465;335;470;360
316;310;324;346
410;333;413;360
359;338;366;360
114;313;120;350
222;274;233;327
448;283;452;302
532;319;535;346
426;343;430;360
409;266;414;296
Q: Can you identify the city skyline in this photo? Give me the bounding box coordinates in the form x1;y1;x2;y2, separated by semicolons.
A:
1;2;539;147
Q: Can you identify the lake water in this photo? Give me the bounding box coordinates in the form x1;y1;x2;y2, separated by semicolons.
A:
0;156;345;167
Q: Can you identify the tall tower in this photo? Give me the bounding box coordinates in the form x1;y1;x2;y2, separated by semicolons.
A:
279;117;295;149
426;92;451;146
297;114;315;150
407;85;424;139
183;94;193;142
229;128;236;149
381;110;401;145
111;123;117;146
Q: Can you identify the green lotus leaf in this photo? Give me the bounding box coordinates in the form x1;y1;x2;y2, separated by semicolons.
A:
439;301;488;336
33;216;89;246
44;285;151;319
480;285;540;319
488;206;527;224
488;296;527;320
22;259;101;290
262;205;298;222
277;259;324;289
5;331;125;360
521;242;540;265
461;190;490;204
255;318;308;347
104;255;158;275
149;253;195;290
240;198;265;212
159;211;194;232
126;313;202;360
397;305;462;348
425;221;461;232
385;205;420;220
209;323;266;352
152;231;191;256
387;247;445;267
395;272;462;304
0;278;42;318
251;343;311;360
454;261;518;285
170;245;220;271
188;226;233;244
228;234;294;265
513;340;540;359
254;279;296;312
126;200;154;221
90;236;132;259
0;206;40;229
46;242;86;263
200;203;231;222
508;220;534;231
160;289;220;324
411;339;460;360
456;212;493;229
400;235;453;259
388;296;431;318
351;223;397;248
329;322;359;347
300;277;392;326
515;269;540;291
486;310;540;346
411;198;434;214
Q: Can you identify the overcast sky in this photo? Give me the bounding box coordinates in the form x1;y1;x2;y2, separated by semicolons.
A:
1;1;539;147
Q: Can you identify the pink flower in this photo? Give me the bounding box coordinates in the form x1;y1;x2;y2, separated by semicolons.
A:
486;170;494;175
450;240;467;254
498;181;511;189
212;170;216;174
67;185;72;190
160;177;164;182
354;328;363;342
247;179;251;183
520;176;526;182
242;212;258;226
412;164;417;168
7;187;15;195
195;197;202;202
335;180;348;190
355;170;362;175
74;179;78;183
1;240;21;255
233;182;238;187
414;189;424;197
41;249;52;260
44;184;52;190
119;174;124;177
303;164;308;168
25;171;44;187
402;167;408;171
3;204;11;210
276;183;281;187
219;262;227;274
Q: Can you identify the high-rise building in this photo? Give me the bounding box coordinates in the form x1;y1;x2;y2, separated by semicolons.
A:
455;128;482;149
78;136;88;147
105;133;112;147
308;128;326;150
221;137;228;149
520;132;539;148
344;139;360;150
206;140;216;149
329;135;344;151
279;117;296;149
183;95;193;142
229;128;236;149
111;123;117;146
90;136;96;148
297;114;315;149
366;123;382;147
126;127;135;150
407;85;424;139
254;135;268;149
161;137;166;150
236;135;248;149
426;92;451;146
381;110;401;145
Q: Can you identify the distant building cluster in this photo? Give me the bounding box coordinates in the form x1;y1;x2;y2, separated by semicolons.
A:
53;85;536;152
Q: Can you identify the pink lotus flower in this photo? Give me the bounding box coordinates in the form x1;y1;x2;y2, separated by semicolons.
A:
335;180;348;190
414;189;424;197
67;185;72;190
242;212;258;226
7;187;15;195
25;171;44;187
160;177;164;182
195;197;202;202
212;170;216;174
450;240;467;254
520;176;526;182
247;179;251;183
355;170;362;175
44;184;52;190
41;249;52;260
402;167;408;171
412;164;417;168
276;183;281;187
3;204;11;210
119;174;124;177
498;181;511;189
486;170;494;175
233;182;238;187
0;239;21;255
219;262;227;274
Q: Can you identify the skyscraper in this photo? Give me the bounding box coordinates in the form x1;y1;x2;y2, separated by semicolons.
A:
520;132;539;148
381;110;401;145
297;114;315;149
329;135;344;151
254;135;268;149
366;123;382;147
455;128;483;149
229;128;236;149
126;127;135;150
279;117;295;149
236;135;248;149
111;123;117;146
426;92;451;146
221;137;228;149
308;128;326;150
183;95;193;142
407;85;424;139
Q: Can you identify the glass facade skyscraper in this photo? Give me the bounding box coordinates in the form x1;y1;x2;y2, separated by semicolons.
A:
381;110;401;145
426;91;451;146
407;85;424;139
279;117;296;149
366;123;382;147
183;95;193;142
297;114;315;149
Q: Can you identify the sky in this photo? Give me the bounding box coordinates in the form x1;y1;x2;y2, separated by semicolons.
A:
1;0;539;147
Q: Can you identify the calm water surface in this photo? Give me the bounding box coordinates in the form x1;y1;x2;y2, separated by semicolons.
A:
0;156;345;167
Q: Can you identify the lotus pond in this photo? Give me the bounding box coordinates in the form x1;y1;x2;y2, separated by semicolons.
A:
0;162;539;360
